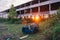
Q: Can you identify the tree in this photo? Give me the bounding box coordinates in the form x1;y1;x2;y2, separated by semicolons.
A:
8;4;17;19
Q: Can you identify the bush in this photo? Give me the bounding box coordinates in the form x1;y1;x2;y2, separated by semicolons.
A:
57;8;60;19
0;17;22;24
7;18;22;24
39;14;58;31
0;18;7;23
39;8;60;40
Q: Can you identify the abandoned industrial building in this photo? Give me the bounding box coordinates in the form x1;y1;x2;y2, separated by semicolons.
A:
0;0;60;18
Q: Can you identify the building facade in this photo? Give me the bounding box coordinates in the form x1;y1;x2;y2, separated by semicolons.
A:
16;0;60;18
0;0;60;18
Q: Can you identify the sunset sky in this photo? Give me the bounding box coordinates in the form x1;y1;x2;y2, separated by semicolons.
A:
0;0;32;12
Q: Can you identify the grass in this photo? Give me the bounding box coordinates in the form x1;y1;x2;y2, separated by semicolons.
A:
0;21;60;40
0;23;52;40
0;24;24;40
0;23;46;40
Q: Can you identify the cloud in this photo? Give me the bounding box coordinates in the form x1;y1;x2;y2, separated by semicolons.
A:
0;0;32;12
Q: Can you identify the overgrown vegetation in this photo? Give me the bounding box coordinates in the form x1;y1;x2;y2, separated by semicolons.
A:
8;4;22;24
0;6;60;40
0;5;22;24
0;18;7;23
39;8;60;40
